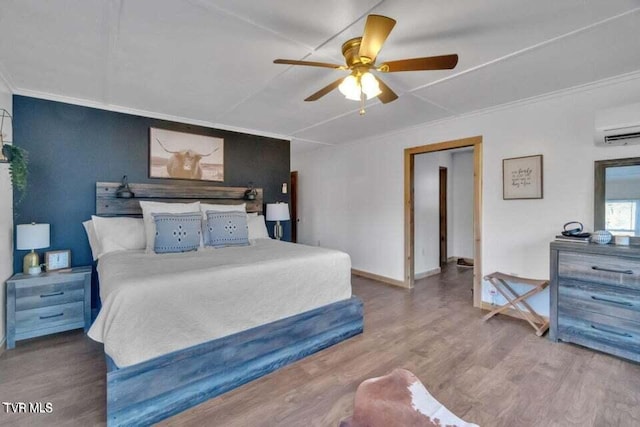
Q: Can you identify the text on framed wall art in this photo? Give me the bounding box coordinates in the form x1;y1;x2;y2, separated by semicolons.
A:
502;154;543;200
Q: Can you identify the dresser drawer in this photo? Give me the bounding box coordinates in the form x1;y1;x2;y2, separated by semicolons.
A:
558;279;640;323
15;280;84;311
558;307;640;362
15;302;84;335
558;252;640;289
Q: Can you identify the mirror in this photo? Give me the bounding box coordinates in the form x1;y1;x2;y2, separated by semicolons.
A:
595;157;640;242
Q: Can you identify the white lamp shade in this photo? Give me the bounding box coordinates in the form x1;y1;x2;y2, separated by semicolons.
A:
266;203;290;221
16;223;50;250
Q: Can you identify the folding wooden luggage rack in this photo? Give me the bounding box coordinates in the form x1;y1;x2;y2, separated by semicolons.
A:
482;272;549;336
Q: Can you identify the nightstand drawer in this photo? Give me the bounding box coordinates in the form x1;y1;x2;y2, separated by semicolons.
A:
15;280;84;311
15;302;84;335
6;266;92;349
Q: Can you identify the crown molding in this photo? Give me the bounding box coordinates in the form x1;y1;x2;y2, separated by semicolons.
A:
290;137;335;146
12;88;293;142
0;63;16;93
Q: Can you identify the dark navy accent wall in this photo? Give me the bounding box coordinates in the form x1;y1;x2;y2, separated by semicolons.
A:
12;96;290;304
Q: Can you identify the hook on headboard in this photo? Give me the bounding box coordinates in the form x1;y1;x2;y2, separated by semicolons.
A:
115;175;135;198
244;181;257;200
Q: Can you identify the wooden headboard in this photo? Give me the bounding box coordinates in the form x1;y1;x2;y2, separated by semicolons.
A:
96;182;263;216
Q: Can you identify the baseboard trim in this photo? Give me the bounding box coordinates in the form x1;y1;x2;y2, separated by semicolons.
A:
351;268;409;289
415;267;441;280
480;302;550;322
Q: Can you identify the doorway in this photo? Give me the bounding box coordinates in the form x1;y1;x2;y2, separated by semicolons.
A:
404;136;483;308
439;167;448;267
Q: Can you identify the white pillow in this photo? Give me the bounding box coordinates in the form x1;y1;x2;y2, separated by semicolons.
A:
139;201;201;252
200;202;246;219
248;214;270;240
91;216;146;258
82;220;101;261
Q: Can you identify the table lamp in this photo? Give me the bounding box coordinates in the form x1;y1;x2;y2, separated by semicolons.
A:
266;203;290;240
17;223;50;275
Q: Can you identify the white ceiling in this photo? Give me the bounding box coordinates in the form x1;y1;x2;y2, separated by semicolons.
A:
1;1;639;153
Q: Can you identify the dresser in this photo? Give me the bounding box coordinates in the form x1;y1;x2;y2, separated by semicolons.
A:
550;242;640;362
6;266;92;349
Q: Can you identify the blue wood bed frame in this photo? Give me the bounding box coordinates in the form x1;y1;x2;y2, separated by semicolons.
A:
95;182;364;425
106;296;363;426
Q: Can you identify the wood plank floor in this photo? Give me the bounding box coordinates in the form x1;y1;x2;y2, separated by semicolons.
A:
1;266;639;426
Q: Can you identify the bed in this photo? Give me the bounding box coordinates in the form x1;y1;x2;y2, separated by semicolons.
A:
90;182;364;426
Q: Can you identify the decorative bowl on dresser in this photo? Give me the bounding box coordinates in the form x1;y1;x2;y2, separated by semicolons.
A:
550;242;640;362
5;266;92;349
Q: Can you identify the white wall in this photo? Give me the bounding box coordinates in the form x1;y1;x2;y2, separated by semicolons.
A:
451;151;474;259
0;78;13;348
292;74;640;316
413;151;452;275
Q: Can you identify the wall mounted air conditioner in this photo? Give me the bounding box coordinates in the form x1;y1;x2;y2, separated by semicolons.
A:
595;102;640;146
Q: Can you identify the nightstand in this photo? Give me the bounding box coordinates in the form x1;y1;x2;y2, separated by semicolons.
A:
6;266;92;349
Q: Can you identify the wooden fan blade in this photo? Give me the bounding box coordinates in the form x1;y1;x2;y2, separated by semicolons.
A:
305;77;345;102
376;77;398;104
379;54;459;72
274;59;344;69
359;15;396;62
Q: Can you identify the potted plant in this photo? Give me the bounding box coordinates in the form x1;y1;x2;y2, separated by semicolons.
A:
2;144;28;194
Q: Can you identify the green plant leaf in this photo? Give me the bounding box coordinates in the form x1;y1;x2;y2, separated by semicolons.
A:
4;144;28;198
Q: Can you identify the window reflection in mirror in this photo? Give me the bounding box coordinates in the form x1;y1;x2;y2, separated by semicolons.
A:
595;157;640;244
605;165;640;236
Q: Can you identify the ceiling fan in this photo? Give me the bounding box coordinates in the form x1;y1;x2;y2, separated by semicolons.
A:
274;14;459;115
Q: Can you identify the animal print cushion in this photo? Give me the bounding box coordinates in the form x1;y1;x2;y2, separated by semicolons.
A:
152;212;202;254
204;210;249;248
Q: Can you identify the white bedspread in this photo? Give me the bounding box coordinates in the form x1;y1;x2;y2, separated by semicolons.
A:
88;239;352;367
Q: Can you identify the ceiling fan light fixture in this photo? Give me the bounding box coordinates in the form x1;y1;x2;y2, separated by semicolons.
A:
275;14;458;107
360;72;382;99
339;75;361;101
339;72;381;102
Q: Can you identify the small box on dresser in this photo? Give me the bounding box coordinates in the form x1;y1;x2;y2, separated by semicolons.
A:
6;266;92;349
550;242;640;363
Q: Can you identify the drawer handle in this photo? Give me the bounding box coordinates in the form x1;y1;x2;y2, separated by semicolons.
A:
591;324;632;338
40;291;64;298
591;296;633;307
39;313;64;320
591;266;634;275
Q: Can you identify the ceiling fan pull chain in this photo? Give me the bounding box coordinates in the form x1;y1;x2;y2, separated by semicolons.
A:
359;90;366;115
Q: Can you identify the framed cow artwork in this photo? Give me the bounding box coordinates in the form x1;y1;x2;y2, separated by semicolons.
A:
149;128;224;182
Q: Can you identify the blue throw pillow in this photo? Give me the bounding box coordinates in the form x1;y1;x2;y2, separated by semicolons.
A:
204;210;249;248
152;212;202;253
